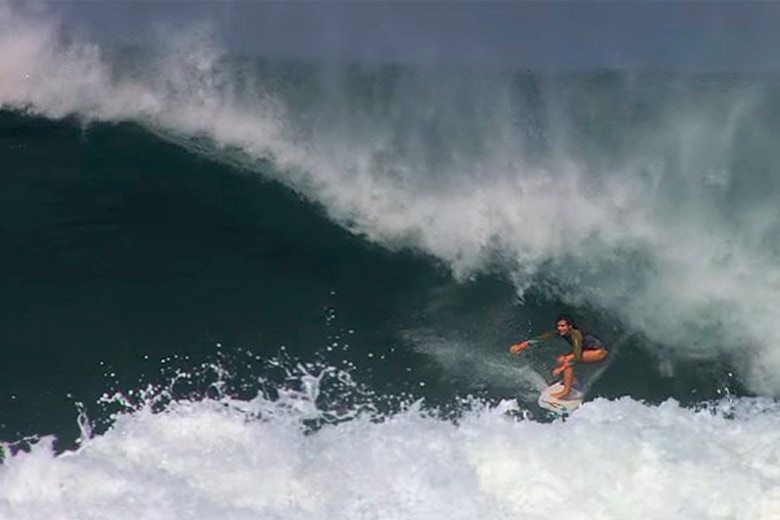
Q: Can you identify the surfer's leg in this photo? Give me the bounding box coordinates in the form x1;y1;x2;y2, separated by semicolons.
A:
581;348;607;364
550;365;575;399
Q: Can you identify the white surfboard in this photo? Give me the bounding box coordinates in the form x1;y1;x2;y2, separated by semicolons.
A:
538;382;584;414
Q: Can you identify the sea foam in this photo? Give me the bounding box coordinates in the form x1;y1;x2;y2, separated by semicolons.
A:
2;393;779;520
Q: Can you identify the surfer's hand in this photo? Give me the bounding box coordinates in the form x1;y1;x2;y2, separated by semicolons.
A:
553;363;568;377
510;341;529;354
557;354;574;364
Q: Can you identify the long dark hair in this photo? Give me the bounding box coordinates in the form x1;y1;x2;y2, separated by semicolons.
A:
556;315;578;329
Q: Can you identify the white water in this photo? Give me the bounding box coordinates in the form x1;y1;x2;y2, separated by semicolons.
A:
2;394;780;520
3;6;780;395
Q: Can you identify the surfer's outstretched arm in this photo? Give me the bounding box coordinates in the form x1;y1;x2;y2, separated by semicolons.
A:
509;330;558;354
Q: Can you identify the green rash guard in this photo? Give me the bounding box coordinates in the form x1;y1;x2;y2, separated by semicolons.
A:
532;329;587;362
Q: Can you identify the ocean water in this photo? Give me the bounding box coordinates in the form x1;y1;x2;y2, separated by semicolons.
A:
2;6;780;520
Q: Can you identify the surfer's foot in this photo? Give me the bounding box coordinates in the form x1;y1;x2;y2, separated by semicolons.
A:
550;389;570;400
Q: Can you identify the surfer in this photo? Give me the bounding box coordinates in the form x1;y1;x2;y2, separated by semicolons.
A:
510;316;607;399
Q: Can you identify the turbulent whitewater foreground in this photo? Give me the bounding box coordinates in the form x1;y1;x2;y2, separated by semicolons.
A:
2;396;780;520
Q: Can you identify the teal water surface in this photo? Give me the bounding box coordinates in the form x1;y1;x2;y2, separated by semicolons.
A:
0;111;744;449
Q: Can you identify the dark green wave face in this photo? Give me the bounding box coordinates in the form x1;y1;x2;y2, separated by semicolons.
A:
0;109;745;448
3;8;780;448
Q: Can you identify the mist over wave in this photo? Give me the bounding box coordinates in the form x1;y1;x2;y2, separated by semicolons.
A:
3;5;780;396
